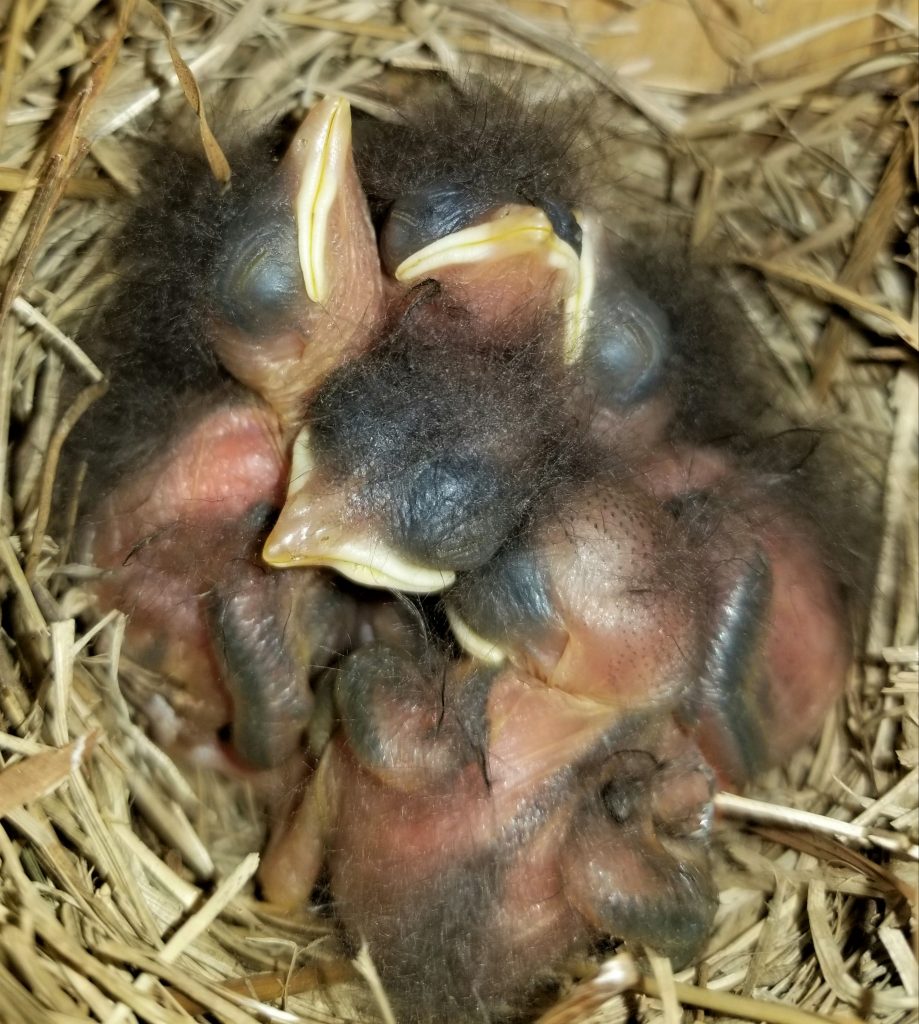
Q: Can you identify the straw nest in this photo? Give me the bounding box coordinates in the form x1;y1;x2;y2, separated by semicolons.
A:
0;2;916;1022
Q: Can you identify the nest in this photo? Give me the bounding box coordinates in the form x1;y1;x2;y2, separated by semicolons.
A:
0;2;916;1022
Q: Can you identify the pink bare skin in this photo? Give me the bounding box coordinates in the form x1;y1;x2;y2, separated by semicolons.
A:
260;649;717;1022
81;401;352;776
448;477;703;714
635;443;851;782
210;99;387;434
677;484;851;784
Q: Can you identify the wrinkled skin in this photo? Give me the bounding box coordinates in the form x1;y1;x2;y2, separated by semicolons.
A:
81;401;354;774
261;647;717;1022
447;476;704;711
74;86;866;1024
76;97;393;777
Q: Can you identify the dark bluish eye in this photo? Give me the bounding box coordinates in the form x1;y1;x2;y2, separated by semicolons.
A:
390;452;519;570
213;209;303;335
585;290;671;407
336;644;425;765
450;537;553;642
310;375;526;571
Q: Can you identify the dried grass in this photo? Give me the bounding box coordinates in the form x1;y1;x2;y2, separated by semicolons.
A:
0;2;916;1023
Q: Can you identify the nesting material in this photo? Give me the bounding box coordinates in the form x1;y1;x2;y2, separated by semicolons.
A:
0;3;916;1024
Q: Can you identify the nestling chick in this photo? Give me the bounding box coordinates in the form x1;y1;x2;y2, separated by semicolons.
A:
69;78;878;1024
73;98;385;504
70;98;387;771
260;643;717;1022
263;313;586;588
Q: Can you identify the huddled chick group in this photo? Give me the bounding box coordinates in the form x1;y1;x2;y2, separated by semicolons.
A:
69;81;875;1022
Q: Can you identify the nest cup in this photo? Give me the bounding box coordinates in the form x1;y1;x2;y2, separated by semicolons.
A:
0;2;916;1022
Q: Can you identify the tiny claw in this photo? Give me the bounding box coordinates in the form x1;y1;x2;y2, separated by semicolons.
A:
258;755;332;909
207;558;352;771
208;566;314;771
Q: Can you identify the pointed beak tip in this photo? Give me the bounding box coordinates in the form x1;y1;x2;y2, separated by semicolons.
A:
261;525;457;594
445;607;508;665
306;93;351;132
261;536;291;568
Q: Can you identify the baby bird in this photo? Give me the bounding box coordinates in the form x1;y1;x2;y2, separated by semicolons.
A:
446;456;855;786
207;97;386;428
446;470;704;713
262;314;583;589
79;400;355;771
260;643;717;1023
72;97;388;771
564;216;872;780
353;80;584;329
263;82;596;588
70;78;878;1024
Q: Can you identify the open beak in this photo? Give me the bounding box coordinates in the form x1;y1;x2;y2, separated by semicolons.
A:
262;428;456;594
